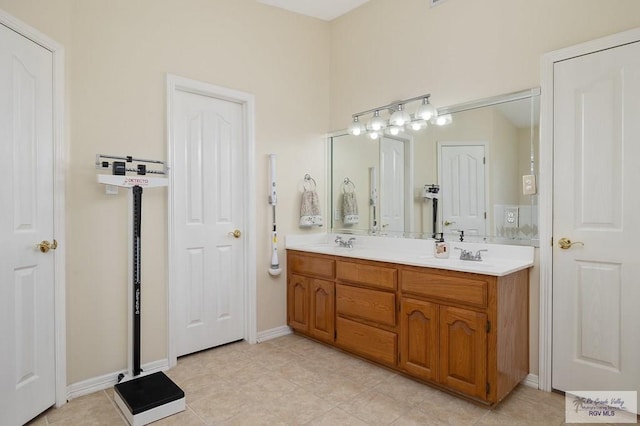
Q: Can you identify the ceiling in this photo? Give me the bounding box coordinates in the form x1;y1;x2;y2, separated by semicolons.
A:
257;0;370;21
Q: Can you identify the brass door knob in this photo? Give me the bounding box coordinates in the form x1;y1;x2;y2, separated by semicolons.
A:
228;229;242;238
37;239;58;253
444;221;455;226
558;237;584;249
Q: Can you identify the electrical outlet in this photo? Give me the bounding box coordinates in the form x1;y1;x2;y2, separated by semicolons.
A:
522;175;536;195
334;209;341;221
504;207;519;228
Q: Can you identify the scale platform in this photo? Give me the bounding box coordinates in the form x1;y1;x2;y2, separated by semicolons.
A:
114;372;185;426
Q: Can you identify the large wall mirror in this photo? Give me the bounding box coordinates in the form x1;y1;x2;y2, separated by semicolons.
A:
330;88;540;246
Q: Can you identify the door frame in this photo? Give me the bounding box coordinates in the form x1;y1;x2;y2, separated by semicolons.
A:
539;27;640;392
166;74;257;367
0;9;66;407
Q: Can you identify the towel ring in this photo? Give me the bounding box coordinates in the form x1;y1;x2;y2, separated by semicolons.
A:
302;174;317;191
342;177;356;193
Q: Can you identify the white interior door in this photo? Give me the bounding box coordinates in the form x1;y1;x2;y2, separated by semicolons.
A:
171;86;246;357
439;144;486;239
0;23;56;425
380;137;405;235
552;41;640;406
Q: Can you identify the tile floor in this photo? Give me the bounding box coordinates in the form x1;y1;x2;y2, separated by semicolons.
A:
27;334;609;425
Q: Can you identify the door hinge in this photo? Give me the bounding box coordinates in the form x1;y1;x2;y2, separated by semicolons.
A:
551;236;554;247
486;382;490;394
483;157;486;164
334;330;337;339
484;212;487;219
486;321;491;333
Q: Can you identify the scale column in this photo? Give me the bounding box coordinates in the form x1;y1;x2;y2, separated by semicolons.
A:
132;185;143;377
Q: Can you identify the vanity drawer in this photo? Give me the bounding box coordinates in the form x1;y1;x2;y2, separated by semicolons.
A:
336;317;397;366
400;268;489;308
336;284;396;327
336;260;397;290
288;251;335;279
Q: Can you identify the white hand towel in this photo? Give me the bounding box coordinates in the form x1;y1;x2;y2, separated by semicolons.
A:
342;191;359;225
299;189;323;227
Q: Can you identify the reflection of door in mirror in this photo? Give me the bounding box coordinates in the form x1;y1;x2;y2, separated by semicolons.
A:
438;143;487;240
380;137;405;234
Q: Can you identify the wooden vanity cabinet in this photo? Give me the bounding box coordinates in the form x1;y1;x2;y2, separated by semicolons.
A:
287;252;335;344
286;249;529;405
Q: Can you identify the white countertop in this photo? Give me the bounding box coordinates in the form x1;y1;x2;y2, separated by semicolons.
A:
285;233;534;277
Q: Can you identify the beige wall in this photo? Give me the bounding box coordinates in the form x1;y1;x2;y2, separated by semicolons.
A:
1;0;330;384
2;0;639;387
330;0;640;129
330;0;640;376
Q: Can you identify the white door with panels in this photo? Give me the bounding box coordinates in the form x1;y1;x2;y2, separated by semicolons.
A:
0;23;56;425
552;40;640;404
171;86;246;357
380;137;405;234
439;144;486;239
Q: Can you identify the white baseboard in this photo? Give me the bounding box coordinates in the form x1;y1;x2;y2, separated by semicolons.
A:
66;358;169;401
256;325;292;342
522;373;539;389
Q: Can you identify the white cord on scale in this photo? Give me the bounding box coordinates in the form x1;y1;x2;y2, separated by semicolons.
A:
268;154;282;276
369;166;378;234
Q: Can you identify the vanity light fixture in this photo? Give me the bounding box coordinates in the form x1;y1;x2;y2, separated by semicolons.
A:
389;103;411;126
348;116;365;136
367;110;387;132
416;97;438;121
348;93;450;138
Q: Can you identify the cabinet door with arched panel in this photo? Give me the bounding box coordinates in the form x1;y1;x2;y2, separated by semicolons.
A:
310;279;335;343
439;306;487;399
400;298;438;381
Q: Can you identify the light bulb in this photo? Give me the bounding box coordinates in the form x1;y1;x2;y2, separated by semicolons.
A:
416;97;437;121
410;119;427;131
432;114;452;126
388;126;402;136
369;131;380;140
348;116;365;136
389;104;411;126
367;110;387;131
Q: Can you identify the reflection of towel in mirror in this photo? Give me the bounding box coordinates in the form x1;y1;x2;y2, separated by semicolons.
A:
299;189;323;227
342;192;359;225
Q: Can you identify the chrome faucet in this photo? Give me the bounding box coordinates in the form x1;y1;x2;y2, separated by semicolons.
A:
454;247;488;261
335;236;356;248
452;229;465;242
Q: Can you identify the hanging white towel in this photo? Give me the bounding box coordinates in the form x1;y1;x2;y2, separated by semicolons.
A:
299;189;323;227
342;191;359;225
